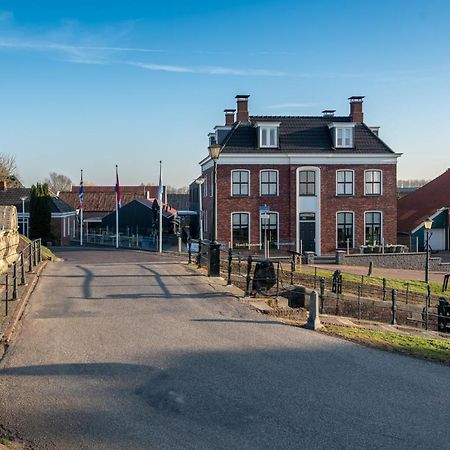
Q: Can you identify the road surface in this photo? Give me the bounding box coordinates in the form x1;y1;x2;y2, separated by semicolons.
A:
0;247;448;449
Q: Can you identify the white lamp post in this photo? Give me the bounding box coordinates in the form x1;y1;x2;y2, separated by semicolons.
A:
195;177;205;241
20;196;27;236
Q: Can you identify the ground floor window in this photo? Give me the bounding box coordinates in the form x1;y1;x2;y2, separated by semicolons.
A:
232;213;249;248
365;211;382;244
260;212;278;249
337;212;354;248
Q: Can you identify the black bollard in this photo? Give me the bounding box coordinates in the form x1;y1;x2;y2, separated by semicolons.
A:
12;262;17;300
382;278;387;302
227;248;232;285
290;259;295;285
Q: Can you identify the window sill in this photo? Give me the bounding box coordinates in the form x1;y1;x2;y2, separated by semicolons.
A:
364;194;382;197
260;194;279;197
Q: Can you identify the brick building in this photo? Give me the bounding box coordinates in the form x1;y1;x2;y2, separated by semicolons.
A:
199;95;400;255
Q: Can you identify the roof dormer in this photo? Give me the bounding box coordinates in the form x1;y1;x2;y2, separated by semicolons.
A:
328;122;356;149
254;122;281;149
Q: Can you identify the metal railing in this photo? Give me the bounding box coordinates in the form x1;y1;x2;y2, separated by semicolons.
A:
3;239;42;317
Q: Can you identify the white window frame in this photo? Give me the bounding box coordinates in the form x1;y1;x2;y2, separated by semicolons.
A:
255;122;280;149
231;169;250;197
364;210;383;245
364;169;383;196
259;169;279;196
336;169;355;196
230;212;251;249
259;211;280;250
336;211;355;249
328;123;355;148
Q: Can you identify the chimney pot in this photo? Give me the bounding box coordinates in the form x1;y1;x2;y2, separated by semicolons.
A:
322;109;336;117
224;109;236;126
235;95;250;122
349;96;365;122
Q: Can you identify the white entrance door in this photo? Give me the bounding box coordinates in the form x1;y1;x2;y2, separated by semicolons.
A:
429;228;446;251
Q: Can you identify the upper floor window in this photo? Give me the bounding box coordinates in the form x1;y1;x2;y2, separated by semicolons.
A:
255;122;280;148
336;170;354;195
260;170;278;196
328;123;355;148
299;170;316;196
231;170;250;196
365;170;382;195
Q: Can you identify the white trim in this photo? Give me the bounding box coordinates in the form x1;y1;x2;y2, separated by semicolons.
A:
336;169;355;196
257;124;279;149
259;169;279;196
230;211;251;249
296;166;321;255
51;212;77;218
230;169;251;197
364;169;383;196
328;122;356;129
214;125;232;131
336;211;355;249
411;207;448;234
63;216;66;237
254;121;282;127
259;211;280;250
364;210;383;245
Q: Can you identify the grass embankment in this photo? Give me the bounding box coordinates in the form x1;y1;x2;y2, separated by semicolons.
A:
20;235;60;261
299;266;442;296
321;325;450;364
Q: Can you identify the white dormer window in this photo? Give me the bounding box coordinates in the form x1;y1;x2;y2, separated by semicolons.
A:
328;123;355;148
255;122;280;148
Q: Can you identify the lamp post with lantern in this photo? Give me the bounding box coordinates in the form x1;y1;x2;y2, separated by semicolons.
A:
194;177;205;241
424;217;433;284
20;196;27;237
208;144;221;277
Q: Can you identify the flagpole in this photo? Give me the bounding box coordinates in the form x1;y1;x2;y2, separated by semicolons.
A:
80;169;83;247
115;165;119;249
159;160;163;253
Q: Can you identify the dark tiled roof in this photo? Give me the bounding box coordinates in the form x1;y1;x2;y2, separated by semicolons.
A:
0;188;75;214
220;116;395;154
398;169;450;232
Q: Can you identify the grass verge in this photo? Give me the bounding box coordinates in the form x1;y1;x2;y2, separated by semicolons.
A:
20;235;60;262
321;325;450;365
299;266;442;296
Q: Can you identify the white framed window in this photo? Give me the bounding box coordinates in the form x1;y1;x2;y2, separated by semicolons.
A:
364;169;382;195
260;211;279;249
260;169;278;196
365;211;383;245
336;211;354;249
231;170;250;196
299;170;316;196
231;212;250;249
255;122;280;149
336;170;354;195
336;127;353;147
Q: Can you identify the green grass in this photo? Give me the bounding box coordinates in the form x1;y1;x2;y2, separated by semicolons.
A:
322;325;450;364
299;266;442;296
20;235;60;262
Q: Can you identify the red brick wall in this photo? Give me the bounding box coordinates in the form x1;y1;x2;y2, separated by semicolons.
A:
202;162;397;254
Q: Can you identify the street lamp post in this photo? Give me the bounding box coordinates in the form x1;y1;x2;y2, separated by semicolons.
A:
208;144;221;277
20;196;27;236
195;177;205;241
424;217;433;284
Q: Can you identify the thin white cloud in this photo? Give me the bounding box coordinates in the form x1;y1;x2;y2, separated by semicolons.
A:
128;61;194;73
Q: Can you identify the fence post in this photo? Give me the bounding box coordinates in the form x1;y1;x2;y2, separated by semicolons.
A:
28;243;32;272
382;278;387;302
38;239;42;262
319;277;325;314
187;239;192;264
357;285;362;320
12;262;17;300
314;267;317;289
275;262;280;304
238;253;242;276
290;258;295;285
360;275;364;297
33;241;37;267
5;273;8;316
227;248;232;286
20;252;26;285
391;289;398;325
406;282;410;304
424;285;431;331
245;255;252;297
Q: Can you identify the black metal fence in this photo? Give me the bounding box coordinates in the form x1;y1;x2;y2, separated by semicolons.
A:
188;247;450;333
2;239;42;317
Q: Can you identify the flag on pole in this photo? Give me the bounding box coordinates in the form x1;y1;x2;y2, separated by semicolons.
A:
115;165;122;209
78;170;84;210
158;161;163;253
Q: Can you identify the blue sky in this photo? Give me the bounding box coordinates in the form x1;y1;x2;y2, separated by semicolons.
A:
0;0;449;187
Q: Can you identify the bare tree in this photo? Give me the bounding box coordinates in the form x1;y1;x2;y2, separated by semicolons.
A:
0;153;21;187
44;172;72;193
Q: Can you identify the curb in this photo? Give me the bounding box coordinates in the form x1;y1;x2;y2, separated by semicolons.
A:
0;261;48;360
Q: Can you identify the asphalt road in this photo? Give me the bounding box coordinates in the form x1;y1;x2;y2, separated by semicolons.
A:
0;247;449;449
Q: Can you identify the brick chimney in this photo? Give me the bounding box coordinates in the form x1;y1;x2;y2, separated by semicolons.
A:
0;180;6;191
349;96;365;122
224;109;236;126
235;95;250;122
